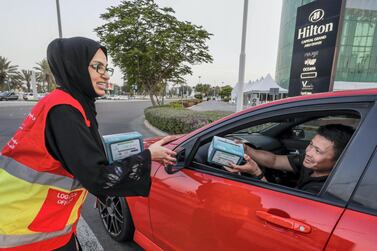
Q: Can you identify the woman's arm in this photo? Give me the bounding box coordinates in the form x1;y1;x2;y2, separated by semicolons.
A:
45;105;152;197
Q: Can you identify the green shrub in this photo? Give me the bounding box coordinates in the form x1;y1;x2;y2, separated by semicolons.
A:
182;99;202;108
144;106;232;134
166;101;184;108
194;94;203;100
167;99;202;108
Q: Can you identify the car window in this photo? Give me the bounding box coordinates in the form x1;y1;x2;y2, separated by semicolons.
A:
349;149;377;216
287;116;359;141
236;122;279;134
192;112;360;196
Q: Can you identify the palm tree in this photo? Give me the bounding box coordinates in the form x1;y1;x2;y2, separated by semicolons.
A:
34;59;55;92
20;70;33;92
8;72;23;91
0;56;19;91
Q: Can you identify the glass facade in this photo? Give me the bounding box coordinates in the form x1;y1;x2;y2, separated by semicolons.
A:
275;0;377;89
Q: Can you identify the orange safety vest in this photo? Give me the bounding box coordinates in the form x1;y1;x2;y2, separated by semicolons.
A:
0;90;91;250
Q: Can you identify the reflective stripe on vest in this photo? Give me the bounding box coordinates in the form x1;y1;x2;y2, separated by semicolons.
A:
0;224;73;248
0;155;83;191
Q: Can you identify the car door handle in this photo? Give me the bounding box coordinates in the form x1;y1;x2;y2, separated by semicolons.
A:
256;210;311;233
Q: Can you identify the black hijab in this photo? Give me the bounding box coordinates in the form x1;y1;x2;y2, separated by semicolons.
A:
47;37;107;149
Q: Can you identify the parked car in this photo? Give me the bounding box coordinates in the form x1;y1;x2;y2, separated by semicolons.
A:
0;91;19;101
97;89;377;251
96;95;108;100
22;92;34;101
23;92;46;101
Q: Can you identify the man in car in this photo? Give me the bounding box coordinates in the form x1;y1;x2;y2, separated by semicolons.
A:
224;124;354;194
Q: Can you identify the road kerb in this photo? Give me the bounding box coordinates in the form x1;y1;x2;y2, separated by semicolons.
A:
144;119;168;136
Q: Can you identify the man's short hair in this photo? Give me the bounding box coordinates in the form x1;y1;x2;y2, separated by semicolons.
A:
317;124;354;161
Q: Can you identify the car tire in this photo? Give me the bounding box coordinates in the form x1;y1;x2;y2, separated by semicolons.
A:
97;196;135;242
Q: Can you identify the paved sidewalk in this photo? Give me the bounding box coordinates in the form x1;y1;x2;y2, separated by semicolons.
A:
188;100;236;112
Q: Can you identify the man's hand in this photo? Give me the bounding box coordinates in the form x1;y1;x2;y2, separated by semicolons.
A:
148;135;179;166
233;139;253;156
224;154;263;177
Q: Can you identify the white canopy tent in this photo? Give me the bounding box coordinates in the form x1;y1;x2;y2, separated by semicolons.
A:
244;74;287;94
231;74;287;105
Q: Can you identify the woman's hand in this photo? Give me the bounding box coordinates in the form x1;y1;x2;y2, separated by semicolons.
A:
148;136;178;165
224;154;263;177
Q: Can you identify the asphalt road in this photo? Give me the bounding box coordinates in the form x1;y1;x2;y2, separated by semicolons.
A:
0;100;156;250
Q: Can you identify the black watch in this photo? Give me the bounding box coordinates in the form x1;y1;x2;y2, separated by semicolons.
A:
254;171;264;180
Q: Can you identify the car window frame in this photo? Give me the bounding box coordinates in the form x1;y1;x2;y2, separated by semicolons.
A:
177;101;373;207
346;147;377;217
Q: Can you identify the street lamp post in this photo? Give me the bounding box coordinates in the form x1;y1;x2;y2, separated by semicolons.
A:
56;0;63;38
198;76;202;98
236;0;249;112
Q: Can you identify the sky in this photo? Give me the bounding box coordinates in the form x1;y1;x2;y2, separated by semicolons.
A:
0;0;283;88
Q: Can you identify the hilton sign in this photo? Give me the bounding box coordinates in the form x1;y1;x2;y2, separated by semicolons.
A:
297;22;333;39
288;0;344;97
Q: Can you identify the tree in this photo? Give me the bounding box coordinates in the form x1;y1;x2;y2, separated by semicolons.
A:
20;70;32;92
179;85;192;97
209;86;221;97
8;73;23;91
220;85;233;100
113;83;122;95
95;0;213;106
0;56;19;91
195;83;211;97
34;59;55;92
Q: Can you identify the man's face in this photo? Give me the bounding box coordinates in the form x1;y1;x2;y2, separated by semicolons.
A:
303;134;336;175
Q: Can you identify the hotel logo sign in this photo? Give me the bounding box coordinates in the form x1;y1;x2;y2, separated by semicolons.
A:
309;9;324;23
288;0;343;97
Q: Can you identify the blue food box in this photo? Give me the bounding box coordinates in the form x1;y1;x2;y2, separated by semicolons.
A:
102;132;144;163
207;136;244;166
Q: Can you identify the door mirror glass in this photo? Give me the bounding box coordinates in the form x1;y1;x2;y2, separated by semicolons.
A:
165;147;185;174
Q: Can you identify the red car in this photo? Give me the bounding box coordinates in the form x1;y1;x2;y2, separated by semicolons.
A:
98;89;377;251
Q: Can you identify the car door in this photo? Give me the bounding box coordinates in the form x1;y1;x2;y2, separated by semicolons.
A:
148;101;376;251
325;148;377;251
150;165;345;251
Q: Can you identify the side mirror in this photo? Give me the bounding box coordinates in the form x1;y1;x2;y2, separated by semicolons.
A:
165;147;186;174
165;162;185;174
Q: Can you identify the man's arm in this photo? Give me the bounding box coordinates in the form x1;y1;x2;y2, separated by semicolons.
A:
245;145;294;172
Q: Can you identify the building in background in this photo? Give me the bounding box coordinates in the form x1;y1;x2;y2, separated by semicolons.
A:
276;0;377;90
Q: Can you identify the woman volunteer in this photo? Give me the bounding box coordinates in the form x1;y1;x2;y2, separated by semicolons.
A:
0;37;176;250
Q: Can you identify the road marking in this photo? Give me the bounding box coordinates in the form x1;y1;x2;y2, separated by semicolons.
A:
77;216;104;251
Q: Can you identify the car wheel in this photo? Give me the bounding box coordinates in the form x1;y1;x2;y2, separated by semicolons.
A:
97;196;135;241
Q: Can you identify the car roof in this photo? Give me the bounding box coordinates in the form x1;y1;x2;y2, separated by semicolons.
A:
237;88;377;116
173;88;377;145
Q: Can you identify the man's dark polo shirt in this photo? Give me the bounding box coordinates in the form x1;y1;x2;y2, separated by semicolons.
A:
287;154;328;194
